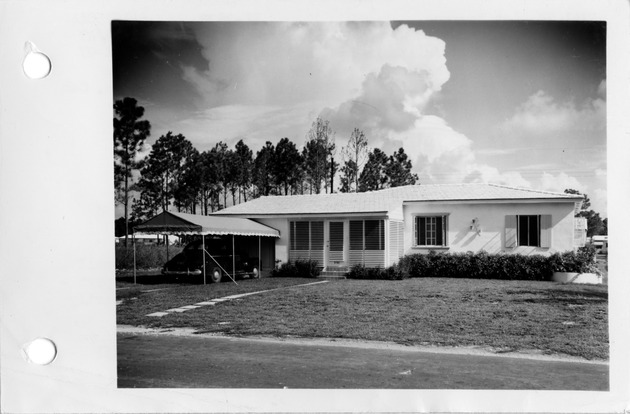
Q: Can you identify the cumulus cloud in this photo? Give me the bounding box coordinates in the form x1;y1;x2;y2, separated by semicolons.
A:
184;22;449;109
501;89;606;137
540;172;583;193
180;21;557;191
495;86;607;214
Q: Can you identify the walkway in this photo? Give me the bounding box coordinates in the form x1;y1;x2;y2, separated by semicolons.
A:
144;280;329;317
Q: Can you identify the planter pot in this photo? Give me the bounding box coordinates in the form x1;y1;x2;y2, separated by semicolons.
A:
552;272;602;284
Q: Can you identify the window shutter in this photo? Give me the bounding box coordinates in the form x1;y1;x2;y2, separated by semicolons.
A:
540;214;552;248
417;217;426;245
505;215;517;248
436;216;443;246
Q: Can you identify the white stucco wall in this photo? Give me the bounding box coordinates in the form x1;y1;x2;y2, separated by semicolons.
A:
402;201;577;256
253;217;290;264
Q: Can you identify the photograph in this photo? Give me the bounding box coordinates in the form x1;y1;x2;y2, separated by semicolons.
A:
113;20;609;390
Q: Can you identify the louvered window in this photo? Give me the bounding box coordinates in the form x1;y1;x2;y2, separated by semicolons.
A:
349;220;364;250
329;222;344;252
364;220;384;250
293;221;310;250
290;221;324;250
310;221;324;250
348;220;384;251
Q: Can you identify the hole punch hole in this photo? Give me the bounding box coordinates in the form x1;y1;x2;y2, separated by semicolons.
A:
23;42;51;79
22;338;57;365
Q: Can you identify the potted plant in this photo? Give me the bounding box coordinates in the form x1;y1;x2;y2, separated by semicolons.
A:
550;246;602;284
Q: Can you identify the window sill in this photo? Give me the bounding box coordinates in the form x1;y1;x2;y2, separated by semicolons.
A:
411;246;450;250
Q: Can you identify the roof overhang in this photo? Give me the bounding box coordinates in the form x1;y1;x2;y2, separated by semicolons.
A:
217;211;389;219
134;211;280;237
402;197;583;205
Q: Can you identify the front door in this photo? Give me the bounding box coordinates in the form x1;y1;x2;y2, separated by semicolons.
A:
327;221;345;267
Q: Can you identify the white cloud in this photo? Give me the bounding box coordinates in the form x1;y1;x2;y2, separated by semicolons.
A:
501;90;606;137
496;88;607;214
172;102;323;152
540;172;583;193
185;22;449;110
592;168;607;215
392;115;472;164
463;165;531;189
180;22;587;196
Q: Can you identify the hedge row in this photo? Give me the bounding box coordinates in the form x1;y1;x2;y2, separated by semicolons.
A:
347;246;598;281
346;265;404;280
115;244;183;270
271;259;321;278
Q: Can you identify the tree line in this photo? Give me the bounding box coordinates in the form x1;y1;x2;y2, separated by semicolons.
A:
114;98;418;241
563;189;607;237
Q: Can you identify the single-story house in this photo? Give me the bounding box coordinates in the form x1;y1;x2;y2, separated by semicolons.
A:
214;183;584;272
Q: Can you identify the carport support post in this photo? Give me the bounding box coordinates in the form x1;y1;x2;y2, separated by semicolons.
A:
132;231;136;285
202;235;206;285
232;234;236;280
258;236;261;277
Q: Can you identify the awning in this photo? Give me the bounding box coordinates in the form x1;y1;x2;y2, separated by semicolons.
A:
134;211;280;237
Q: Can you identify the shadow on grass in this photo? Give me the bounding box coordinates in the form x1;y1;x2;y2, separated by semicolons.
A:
116;274;206;286
507;286;608;305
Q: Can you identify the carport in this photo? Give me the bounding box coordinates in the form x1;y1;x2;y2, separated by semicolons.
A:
132;211;280;284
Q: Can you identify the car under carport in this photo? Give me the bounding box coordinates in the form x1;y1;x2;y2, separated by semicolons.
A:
132;211;280;284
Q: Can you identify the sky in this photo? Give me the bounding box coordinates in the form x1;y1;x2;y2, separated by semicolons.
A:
112;20;607;216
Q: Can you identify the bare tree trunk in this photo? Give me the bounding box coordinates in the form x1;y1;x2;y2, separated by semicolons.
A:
124;168;129;248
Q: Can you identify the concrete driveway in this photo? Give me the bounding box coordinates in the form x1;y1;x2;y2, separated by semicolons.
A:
117;330;608;390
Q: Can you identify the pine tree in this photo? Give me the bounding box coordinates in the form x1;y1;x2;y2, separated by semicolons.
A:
113;97;151;246
303;118;335;194
341;128;368;192
253;141;276;197
386;148;418;187
134;132;195;216
274;137;303;195
234;140;253;203
358;148;389;192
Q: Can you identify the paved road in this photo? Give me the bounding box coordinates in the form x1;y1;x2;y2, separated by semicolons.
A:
117;333;608;390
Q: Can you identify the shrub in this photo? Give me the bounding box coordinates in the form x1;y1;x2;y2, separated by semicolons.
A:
549;245;599;274
346;264;404;280
115;243;183;270
397;251;556;281
271;260;321;278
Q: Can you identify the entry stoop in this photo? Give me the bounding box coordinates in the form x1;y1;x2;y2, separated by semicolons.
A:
319;267;348;279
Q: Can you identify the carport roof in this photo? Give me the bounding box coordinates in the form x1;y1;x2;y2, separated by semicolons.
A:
134;211;280;237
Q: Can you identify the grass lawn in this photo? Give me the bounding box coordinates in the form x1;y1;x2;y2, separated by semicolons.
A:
117;277;608;360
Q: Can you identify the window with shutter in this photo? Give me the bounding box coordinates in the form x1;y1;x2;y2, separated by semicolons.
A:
540;215;552;248
509;215;551;248
414;215;447;247
505;215;517;248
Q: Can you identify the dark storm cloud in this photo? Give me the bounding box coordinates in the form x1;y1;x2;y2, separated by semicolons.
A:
112;21;207;108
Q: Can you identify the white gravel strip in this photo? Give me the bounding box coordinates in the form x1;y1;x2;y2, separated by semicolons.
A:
143;280;329;317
